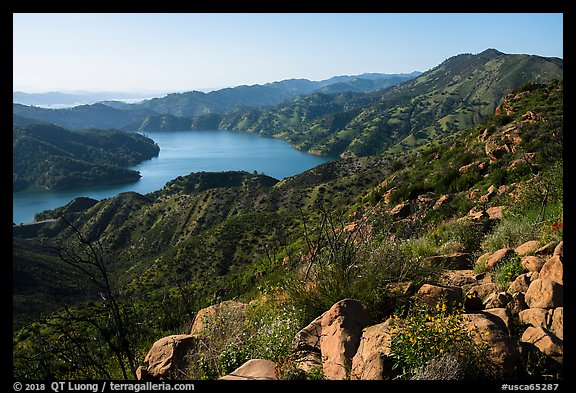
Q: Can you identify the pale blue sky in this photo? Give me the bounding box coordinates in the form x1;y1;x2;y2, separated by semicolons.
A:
13;13;563;93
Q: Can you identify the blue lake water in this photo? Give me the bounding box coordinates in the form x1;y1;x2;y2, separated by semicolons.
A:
12;130;335;224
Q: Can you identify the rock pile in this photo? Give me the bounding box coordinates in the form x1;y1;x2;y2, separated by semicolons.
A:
137;240;562;380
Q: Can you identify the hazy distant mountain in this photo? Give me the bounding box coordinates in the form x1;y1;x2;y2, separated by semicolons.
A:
13;72;420;130
12;91;158;108
135;72;421;117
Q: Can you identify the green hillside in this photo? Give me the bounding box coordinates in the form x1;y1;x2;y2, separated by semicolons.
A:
13;57;564;380
211;49;562;157
13;123;159;191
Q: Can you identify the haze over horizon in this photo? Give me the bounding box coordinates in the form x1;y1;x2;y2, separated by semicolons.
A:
13;13;563;94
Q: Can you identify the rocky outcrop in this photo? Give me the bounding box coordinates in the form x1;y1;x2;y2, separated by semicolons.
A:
190;300;247;336
416;284;463;309
521;327;563;364
350;318;398;380
539;255;563;284
138;234;564;381
524;279;563;309
140;334;197;380
461;313;521;378
390;201;411;219
319;298;371;380
485;248;515;270
290;298;371;380
521;256;545;272
514;240;541;256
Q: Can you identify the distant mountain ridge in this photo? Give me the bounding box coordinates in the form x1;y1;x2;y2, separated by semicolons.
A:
13;72;421;129
13;91;159;108
12;49;563;160
207;49;563;157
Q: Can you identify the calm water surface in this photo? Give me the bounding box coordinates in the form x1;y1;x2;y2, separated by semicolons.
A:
13;130;335;224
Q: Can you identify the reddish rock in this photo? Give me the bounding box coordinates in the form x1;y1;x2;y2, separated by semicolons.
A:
467;283;501;302
461;314;521;378
438;269;478;289
475;252;491;270
524;279;563;309
506;292;529;315
190;301;247;336
521;256;546;273
384;187;397;205
468;210;488;220
416;284;463;309
136;366;153;381
539;255;563;285
519;308;550;329
521;327;563;364
485;248;516;270
483;291;511;309
486;206;505;220
534;241;557;256
433;194;450;210
551;307;563;340
514;240;541;256
350;319;398;380
292;312;325;353
390;201;411;218
319;299;371;380
143;334;196;379
553;241;563;258
482;307;512;334
421;253;472;270
219;359;276;380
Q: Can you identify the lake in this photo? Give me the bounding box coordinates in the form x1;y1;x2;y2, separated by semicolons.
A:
12;130;335;224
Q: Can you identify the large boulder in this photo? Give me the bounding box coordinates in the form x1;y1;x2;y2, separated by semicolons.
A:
142;334;196;380
461;314;521;378
519;308;550;329
219;359;276;380
485;248;516;270
521;327;563;364
521;256;546;273
550;307;563;340
350;319;398;380
524;279;563;309
319;299;371;380
539;255;563;285
514;240;541;256
190;300;247;336
416;284;462;309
